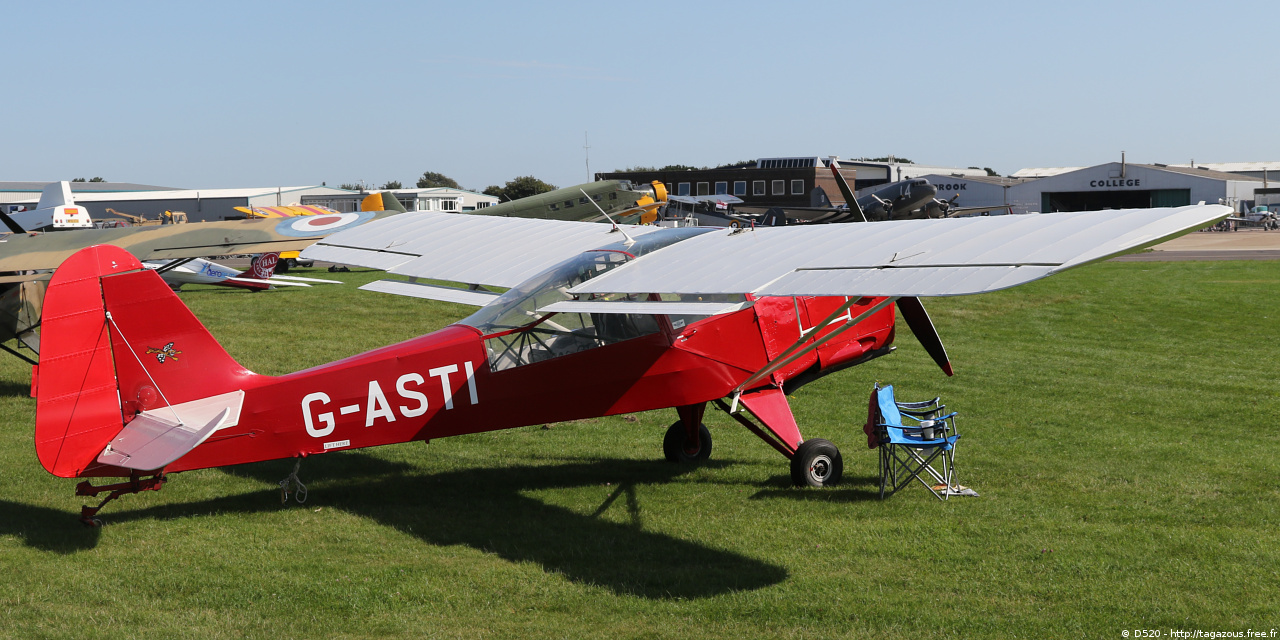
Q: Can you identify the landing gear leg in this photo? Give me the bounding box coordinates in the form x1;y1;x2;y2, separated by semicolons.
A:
75;473;167;527
664;403;711;463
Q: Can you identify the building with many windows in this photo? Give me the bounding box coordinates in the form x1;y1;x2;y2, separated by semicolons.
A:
598;157;987;209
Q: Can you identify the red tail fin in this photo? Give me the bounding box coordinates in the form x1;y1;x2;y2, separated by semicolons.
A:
35;245;255;478
241;252;279;280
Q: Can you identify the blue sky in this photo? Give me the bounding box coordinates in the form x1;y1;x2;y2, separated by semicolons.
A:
3;0;1276;190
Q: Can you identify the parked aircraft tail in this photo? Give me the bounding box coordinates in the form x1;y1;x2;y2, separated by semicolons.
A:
34;245;261;478
10;181;93;231
361;192;408;213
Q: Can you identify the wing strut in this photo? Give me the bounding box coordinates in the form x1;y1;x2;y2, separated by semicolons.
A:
581;189;636;246
730;296;899;412
828;157;868;223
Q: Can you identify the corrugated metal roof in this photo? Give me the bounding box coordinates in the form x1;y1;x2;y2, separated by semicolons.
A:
7;186;351;204
1135;164;1263;181
0;181;179;193
1168;161;1280;172
1010;167;1085;178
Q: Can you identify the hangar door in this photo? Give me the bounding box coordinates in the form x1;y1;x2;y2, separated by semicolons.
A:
1042;189;1190;212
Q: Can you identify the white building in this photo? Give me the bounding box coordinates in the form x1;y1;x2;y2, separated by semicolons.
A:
301;187;498;213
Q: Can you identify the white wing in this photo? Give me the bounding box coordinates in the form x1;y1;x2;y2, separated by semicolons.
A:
569;205;1228;298
302;212;661;288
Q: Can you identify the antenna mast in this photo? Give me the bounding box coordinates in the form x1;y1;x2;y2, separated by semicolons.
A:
584;132;592;182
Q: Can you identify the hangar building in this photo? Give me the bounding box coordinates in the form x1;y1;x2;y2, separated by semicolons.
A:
1;181;176;212
1012;163;1262;213
5;185;357;223
955;163;1264;214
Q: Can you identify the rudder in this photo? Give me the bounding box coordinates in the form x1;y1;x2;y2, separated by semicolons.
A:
35;245;257;478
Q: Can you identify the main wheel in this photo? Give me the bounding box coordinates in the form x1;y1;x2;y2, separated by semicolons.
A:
663;422;712;463
790;438;843;487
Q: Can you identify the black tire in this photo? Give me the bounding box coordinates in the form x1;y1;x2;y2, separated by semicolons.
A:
277;258;294;274
663;422;712;463
790;438;843;487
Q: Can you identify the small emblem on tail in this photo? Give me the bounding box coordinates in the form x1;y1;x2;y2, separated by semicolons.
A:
146;342;182;363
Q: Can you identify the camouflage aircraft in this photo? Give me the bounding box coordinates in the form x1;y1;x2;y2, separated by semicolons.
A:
478;180;668;224
0;193;402;363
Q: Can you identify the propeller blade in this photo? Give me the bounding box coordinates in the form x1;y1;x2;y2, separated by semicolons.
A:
897;296;952;376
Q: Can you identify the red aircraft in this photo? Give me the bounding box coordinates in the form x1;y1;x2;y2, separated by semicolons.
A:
32;205;1227;525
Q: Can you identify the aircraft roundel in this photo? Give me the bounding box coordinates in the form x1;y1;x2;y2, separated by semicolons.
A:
275;211;375;237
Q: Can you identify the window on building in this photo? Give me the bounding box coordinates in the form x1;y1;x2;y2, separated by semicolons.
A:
697;182;709;196
734;181;747;196
714;181;728;195
678;182;691;196
476;202;492;209
772;180;785;195
753;180;765;196
791;179;804;195
440;200;458;211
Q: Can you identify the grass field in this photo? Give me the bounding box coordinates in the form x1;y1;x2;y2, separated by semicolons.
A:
1;258;1278;639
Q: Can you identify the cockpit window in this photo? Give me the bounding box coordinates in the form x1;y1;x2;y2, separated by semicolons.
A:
458;227;713;371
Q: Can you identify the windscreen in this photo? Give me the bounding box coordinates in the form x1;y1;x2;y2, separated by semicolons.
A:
458;227;712;371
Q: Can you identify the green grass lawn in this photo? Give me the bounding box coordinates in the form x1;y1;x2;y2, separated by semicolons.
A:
1;259;1277;639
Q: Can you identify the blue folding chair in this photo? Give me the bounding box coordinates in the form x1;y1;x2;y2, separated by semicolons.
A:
872;384;963;500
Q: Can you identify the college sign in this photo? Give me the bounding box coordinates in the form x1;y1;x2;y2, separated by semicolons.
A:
1089;178;1142;188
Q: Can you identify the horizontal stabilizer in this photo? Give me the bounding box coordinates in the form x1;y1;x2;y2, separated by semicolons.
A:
359;279;500;305
96;390;245;471
537;300;752;316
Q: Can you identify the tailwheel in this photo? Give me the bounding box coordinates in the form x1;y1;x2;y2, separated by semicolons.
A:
663;422;712;463
790;438;843;487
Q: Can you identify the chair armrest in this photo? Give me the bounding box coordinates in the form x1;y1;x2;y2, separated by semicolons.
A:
896;397;941;410
899;406;944;419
